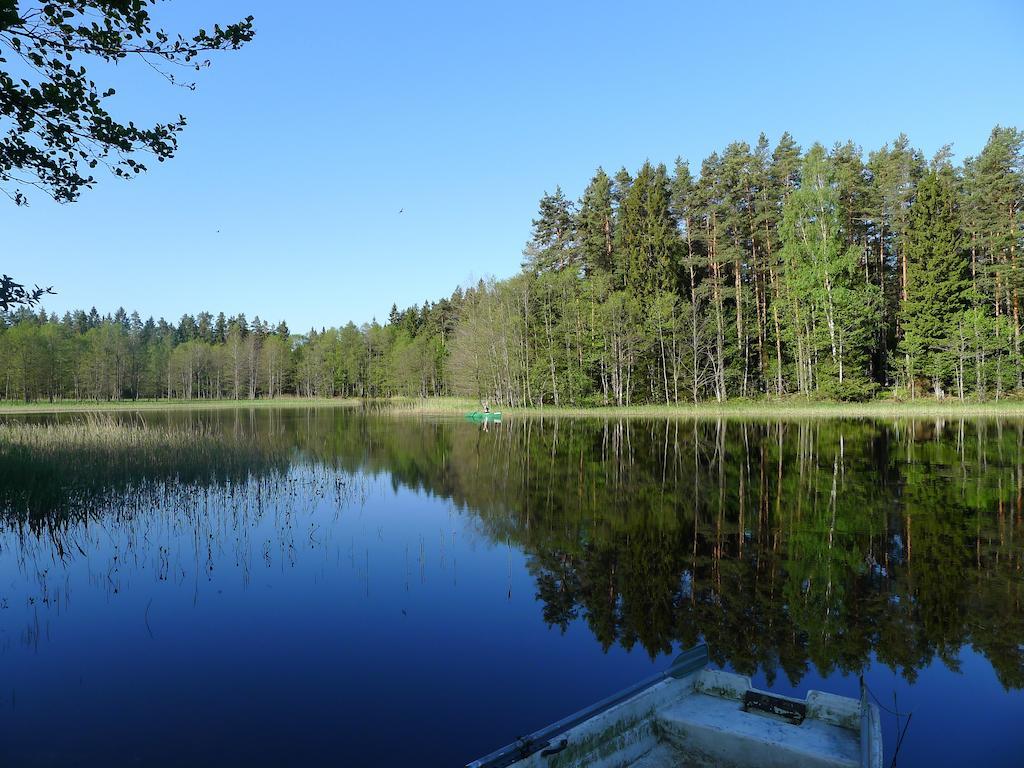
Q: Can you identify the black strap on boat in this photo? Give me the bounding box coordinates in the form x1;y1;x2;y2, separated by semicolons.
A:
742;690;806;724
465;643;709;768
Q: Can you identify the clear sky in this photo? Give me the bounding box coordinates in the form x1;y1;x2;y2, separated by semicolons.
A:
5;0;1023;332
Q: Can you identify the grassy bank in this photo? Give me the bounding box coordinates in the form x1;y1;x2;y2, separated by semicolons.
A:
4;395;1024;420
386;396;1024;420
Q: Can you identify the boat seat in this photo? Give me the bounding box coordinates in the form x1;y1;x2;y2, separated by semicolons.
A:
656;692;862;768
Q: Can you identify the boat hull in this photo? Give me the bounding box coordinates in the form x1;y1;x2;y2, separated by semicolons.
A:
466;412;502;421
468;649;881;768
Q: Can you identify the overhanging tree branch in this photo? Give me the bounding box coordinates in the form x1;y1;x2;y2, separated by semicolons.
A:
0;0;255;205
0;273;53;310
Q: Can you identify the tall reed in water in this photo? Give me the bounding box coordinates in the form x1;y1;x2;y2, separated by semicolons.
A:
0;414;287;522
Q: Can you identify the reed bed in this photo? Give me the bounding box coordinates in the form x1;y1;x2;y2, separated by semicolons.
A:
370;397;480;415
0;413;274;461
0;396;362;415
0;414;290;522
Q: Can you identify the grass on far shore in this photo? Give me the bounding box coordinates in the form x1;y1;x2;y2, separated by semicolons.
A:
392;396;1024;419
5;394;1024;420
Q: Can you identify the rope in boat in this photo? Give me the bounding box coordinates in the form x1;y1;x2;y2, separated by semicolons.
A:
862;679;912;717
861;677;913;768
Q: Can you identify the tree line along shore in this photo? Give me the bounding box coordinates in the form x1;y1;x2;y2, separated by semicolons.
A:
2;126;1022;407
6;398;1024;422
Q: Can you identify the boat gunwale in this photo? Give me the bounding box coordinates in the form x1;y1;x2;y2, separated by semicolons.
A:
466;645;709;768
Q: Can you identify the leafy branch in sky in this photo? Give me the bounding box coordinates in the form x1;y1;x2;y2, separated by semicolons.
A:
0;0;254;205
0;273;52;310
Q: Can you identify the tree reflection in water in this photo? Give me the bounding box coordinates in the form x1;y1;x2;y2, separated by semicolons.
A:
1;410;1021;691
352;414;1024;690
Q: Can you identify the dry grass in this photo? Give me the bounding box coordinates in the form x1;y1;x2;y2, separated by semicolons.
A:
0;396;361;415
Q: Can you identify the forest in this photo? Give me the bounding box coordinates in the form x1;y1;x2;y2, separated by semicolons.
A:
3;125;1022;405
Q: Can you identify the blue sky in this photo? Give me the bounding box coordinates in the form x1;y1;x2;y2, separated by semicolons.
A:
5;0;1023;331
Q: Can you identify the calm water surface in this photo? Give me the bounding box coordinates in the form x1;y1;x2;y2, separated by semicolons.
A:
0;408;1021;766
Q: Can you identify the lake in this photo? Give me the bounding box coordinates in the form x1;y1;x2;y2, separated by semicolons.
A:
0;407;1021;766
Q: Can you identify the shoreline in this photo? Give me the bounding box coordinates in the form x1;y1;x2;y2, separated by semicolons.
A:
4;396;1024;420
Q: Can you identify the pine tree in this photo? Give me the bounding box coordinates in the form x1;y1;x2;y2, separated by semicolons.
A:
867;134;926;325
671;158;711;402
757;134;801;395
899;170;971;397
718;141;756;394
214;313;228;344
692;152;730;400
177;314;198;343
522;187;577;273
577;168;615;275
972;126;1024;386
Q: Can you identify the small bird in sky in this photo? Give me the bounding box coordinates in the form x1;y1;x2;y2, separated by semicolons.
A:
398;208;404;214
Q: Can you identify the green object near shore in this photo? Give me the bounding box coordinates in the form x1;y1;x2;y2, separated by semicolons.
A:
465;411;502;421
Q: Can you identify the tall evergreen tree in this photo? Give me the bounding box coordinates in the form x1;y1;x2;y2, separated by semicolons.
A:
972;126;1024;385
899;170;971;397
577;169;615;275
616;161;679;301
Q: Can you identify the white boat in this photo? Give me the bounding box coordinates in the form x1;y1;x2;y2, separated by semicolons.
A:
467;644;882;768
